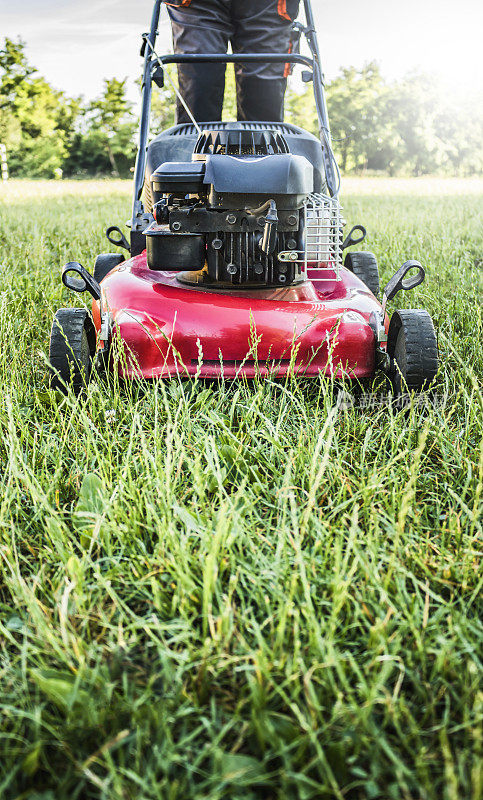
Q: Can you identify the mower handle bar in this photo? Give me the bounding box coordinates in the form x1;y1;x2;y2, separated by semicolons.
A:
131;0;338;237
157;53;314;68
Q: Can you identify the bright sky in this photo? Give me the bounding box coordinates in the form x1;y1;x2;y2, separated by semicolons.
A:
1;0;482;110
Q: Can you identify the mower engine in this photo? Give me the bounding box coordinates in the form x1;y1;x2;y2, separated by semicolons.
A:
145;129;314;287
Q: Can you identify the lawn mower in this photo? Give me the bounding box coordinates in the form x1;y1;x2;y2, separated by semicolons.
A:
49;0;438;395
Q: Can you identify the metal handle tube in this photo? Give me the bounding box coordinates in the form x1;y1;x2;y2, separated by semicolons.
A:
132;0;162;229
302;0;338;196
302;0;329;135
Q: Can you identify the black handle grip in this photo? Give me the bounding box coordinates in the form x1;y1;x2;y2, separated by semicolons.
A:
342;224;366;251
106;226;131;252
157;52;314;68
62;262;101;301
383;260;425;302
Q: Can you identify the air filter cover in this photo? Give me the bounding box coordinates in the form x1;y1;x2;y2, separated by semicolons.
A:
151;161;206;198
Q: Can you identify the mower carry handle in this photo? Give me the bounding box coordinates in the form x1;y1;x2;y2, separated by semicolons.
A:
383;260;425;303
106;226;130;252
62;262;101;301
400;262;425;291
342;224;366;251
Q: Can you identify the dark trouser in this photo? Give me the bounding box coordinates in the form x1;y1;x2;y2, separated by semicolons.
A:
164;0;300;123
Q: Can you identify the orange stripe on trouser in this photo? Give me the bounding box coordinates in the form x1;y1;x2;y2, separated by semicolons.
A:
277;0;291;21
284;42;293;78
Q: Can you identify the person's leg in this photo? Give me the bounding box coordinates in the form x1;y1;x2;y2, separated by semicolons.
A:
166;0;232;123
231;0;300;122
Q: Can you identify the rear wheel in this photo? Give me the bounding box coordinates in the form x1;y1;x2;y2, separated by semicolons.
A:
344;251;380;298
49;308;96;394
387;309;438;395
93;252;124;283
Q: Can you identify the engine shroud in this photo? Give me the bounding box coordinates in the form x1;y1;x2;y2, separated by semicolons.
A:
146;128;314;288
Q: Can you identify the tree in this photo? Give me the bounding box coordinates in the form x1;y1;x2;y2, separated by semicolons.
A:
0;37;34;114
389;76;483;176
433;97;483;176
324;62;396;173
285;82;318;136
151;79;177;133
0;38;80;177
88;78;136;176
0;38;33;155
285;63;483;177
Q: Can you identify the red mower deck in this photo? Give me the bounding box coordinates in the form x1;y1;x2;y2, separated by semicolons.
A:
93;255;385;380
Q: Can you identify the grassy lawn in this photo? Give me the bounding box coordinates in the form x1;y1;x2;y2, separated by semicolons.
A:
0;178;482;799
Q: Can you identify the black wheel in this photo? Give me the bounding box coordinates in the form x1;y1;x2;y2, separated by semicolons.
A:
93;253;124;283
49;308;96;394
387;309;438;395
344;251;380;297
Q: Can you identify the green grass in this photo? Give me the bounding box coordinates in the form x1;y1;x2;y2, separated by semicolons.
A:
0;178;482;800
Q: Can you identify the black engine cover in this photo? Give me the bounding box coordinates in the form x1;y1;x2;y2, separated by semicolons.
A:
204;153;313;209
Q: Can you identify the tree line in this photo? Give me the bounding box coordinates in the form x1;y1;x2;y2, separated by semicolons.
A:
1;37;481;179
